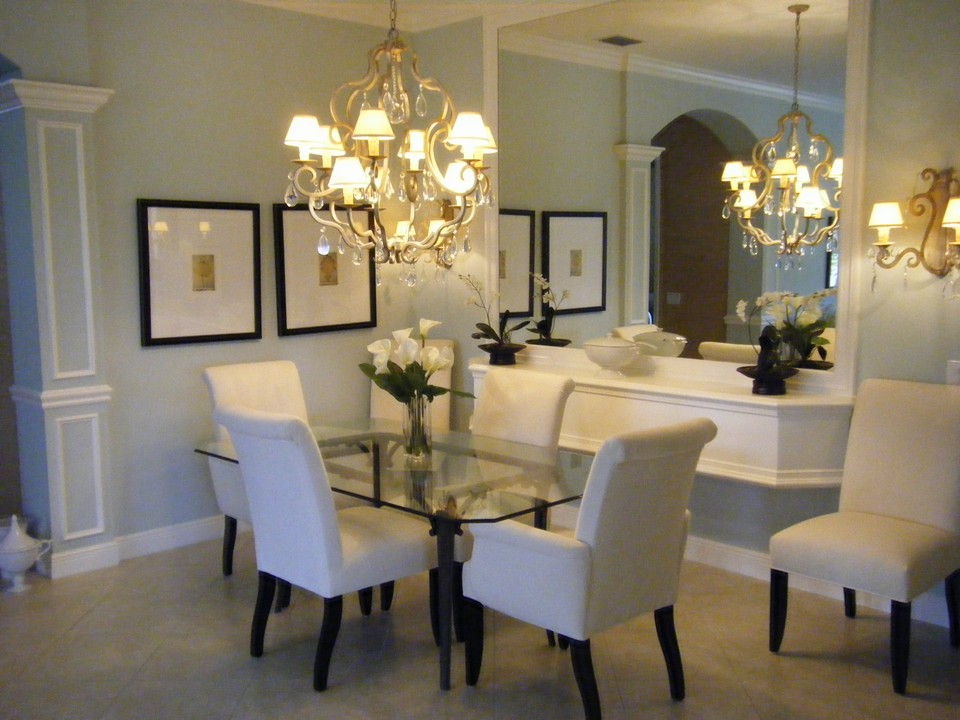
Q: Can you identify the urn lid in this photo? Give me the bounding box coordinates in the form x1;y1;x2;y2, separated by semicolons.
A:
0;515;40;553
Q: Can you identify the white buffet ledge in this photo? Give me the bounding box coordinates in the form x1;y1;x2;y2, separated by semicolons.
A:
469;344;854;489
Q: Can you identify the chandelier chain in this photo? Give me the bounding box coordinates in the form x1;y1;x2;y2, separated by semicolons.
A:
389;0;399;38
790;4;807;111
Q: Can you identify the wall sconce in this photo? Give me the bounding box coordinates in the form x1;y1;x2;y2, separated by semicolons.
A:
868;168;960;291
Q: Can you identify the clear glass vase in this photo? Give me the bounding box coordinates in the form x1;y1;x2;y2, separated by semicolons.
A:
403;394;432;468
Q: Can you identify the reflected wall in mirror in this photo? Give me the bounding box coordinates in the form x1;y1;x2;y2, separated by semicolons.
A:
497;0;847;357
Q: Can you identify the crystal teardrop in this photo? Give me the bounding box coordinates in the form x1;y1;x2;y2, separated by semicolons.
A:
415;84;427;117
284;184;298;207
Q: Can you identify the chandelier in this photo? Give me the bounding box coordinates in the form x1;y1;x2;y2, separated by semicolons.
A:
720;4;842;260
282;0;496;286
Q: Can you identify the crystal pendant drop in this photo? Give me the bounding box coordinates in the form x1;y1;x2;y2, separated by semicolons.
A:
423;176;437;202
352;248;363;266
316;230;330;256
461;231;471;254
722;204;731;220
415;84;427;117
284;184;298;207
375;263;382;287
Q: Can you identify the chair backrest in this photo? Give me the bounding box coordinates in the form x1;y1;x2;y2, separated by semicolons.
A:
839;378;960;534
203;360;309;440
369;339;455;432
213;405;343;594
575;418;717;635
698;341;757;363
470;367;575;451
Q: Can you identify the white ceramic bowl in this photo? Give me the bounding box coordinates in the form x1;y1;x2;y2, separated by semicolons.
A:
583;335;638;376
633;330;687;357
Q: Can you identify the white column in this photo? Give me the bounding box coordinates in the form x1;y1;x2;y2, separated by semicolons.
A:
615;143;665;326
0;80;116;577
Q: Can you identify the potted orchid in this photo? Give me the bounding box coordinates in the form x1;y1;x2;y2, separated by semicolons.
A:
528;273;571;346
360;319;471;465
459;274;530;365
736;288;836;368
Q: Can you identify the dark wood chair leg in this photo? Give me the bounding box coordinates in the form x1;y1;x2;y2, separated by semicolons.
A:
891;600;911;695
380;581;395;612
453;561;465;642
251;571;276;657
274;580;291;612
222;516;237;576
569;639;602;720
770;569;789;652
358;587;373;616
654;605;685;701
314;595;344;692
843;587;857;618
463;597;485;686
946;570;960;647
546;630;557;647
429;568;440;647
558;634;570;650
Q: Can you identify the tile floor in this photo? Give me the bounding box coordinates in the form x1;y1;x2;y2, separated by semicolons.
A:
0;534;957;719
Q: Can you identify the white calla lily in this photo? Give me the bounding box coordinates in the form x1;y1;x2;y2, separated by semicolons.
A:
396;337;419;367
419;319;442;338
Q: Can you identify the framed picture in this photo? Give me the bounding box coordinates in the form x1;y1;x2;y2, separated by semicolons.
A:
273;204;377;335
137;199;261;346
497;209;535;317
542;211;607;314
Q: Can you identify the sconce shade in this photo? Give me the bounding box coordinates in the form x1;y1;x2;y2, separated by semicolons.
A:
352;108;395;140
284;114;324;146
943;197;960;228
447;111;488;147
868;202;904;228
722;161;747;186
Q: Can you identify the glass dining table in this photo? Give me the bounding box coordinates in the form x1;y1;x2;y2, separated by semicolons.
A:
196;419;592;690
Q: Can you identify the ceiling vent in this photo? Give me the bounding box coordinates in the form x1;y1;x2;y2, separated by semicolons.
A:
599;35;642;47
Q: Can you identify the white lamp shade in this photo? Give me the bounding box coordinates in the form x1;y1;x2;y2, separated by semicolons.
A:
448;112;488;147
796;185;827;212
734;189;758;209
442;161;476;194
795;164;811;186
868;202;904;228
401;130;425;159
313;125;345;156
353;108;395;140
721;161;747;184
829;157;844;179
328;156;368;189
771;158;798;178
942;197;960;228
285;115;324;147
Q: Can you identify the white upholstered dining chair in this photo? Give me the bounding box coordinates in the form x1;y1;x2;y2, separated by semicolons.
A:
202;360;370;609
769;378;960;694
214;404;437;692
461;418;717;720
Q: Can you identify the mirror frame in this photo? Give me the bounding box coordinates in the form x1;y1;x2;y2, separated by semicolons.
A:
483;0;865;396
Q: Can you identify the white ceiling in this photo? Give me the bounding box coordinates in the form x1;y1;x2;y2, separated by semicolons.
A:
241;1;848;100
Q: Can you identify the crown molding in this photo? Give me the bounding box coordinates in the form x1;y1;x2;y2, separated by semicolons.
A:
0;80;114;115
500;31;844;114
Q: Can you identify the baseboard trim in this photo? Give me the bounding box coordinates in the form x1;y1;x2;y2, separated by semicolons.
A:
45;520;949;629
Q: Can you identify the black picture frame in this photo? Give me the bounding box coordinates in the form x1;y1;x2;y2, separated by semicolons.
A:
137;199;261;346
497;209;535;317
542;211;608;314
273;204;377;336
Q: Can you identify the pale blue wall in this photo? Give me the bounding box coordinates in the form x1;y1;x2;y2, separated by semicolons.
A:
0;0;486;537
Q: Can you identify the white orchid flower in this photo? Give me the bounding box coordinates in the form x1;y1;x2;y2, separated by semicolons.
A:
736;299;748;323
396;337;419;367
419;318;442;339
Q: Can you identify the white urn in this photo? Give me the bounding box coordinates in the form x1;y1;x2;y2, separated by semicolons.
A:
0;515;49;593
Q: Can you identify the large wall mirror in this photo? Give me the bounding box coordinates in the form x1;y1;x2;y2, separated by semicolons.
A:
496;0;849;362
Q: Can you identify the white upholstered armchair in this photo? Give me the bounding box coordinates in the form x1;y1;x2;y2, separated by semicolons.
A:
461;418;717;720
769;378;960;694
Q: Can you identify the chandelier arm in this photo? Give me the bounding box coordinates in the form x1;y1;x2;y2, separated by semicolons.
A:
291;165;339;200
326;204;378;249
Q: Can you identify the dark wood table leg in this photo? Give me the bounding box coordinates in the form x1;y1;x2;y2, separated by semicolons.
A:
432;516;459;691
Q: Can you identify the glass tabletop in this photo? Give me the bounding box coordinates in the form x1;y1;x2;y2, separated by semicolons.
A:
196;419;592;524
